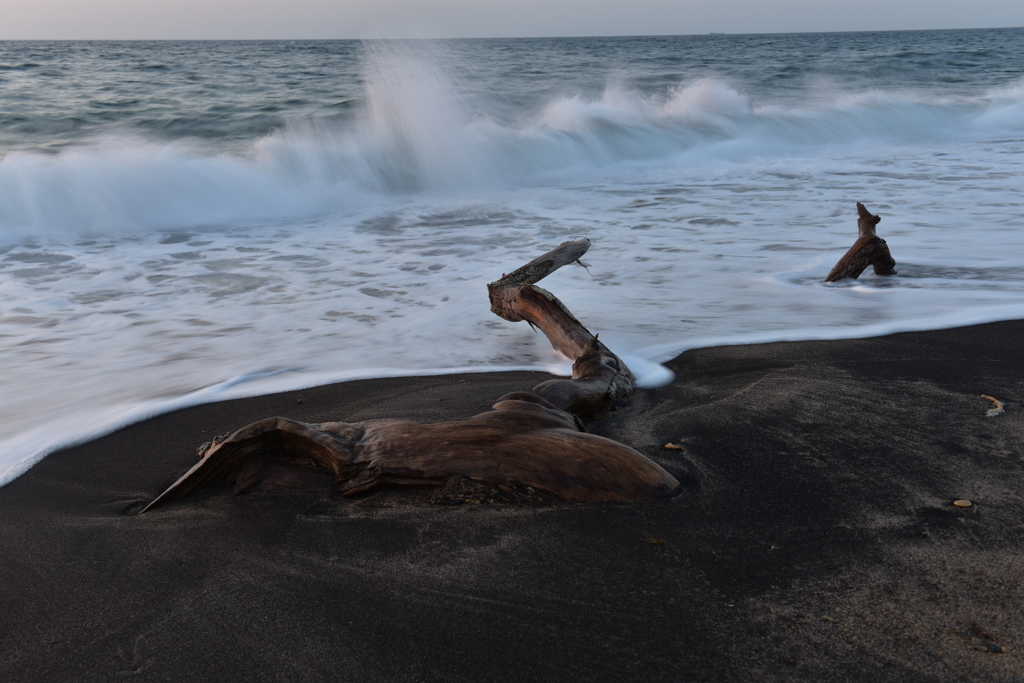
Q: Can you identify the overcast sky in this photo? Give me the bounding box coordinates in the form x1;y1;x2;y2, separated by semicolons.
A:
4;0;1024;40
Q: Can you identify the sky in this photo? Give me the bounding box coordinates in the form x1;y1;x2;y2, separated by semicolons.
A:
4;0;1024;40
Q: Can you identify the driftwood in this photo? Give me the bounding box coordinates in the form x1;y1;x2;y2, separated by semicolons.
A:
487;239;635;418
824;203;897;282
143;240;680;512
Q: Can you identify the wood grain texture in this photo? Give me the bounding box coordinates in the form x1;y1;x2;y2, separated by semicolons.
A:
143;240;678;511
825;202;898;282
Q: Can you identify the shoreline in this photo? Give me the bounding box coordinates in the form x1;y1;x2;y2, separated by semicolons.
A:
10;303;1024;491
2;319;1023;681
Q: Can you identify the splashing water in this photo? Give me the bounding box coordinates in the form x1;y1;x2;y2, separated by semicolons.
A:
2;31;1024;485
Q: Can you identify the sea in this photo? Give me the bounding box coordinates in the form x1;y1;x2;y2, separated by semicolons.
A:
2;29;1023;485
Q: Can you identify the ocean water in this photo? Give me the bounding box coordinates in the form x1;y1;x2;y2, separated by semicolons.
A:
2;30;1024;485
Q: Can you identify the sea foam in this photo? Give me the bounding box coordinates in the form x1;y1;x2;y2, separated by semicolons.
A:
4;60;1023;240
2;36;1024;486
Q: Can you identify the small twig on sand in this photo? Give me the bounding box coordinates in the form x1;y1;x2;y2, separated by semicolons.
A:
981;394;1004;417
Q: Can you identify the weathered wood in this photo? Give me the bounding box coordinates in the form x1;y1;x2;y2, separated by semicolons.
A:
142;393;679;512
825;202;897;282
487;239;636;417
487;238;592;322
143;239;677;512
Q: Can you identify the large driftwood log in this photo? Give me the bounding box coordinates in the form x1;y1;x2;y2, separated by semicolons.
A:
824;202;897;282
143;240;679;512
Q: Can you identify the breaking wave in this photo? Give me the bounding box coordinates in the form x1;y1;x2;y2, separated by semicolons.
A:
2;42;1023;241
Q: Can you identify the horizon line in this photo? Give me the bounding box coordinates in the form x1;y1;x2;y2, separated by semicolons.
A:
2;25;1022;42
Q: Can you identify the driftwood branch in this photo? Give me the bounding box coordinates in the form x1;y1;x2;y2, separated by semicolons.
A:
143;239;678;512
825;203;897;282
489;239;635;418
487;238;592;322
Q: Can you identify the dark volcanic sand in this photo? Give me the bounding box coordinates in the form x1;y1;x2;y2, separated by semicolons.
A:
1;321;1023;682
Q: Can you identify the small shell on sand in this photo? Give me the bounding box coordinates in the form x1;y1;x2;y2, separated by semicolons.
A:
953;499;973;508
664;443;682;450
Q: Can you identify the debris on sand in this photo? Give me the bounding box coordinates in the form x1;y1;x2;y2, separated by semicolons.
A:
980;394;1004;417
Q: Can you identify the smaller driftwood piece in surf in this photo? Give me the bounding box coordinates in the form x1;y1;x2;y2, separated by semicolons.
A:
824;202;897;283
142;239;680;512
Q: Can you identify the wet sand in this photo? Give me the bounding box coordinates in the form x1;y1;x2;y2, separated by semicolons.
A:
1;320;1022;681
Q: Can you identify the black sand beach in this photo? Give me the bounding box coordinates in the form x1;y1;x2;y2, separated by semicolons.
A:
2;320;1023;682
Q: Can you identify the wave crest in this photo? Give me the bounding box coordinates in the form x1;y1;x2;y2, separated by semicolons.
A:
2;45;1023;240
